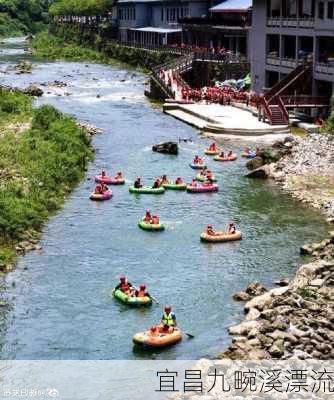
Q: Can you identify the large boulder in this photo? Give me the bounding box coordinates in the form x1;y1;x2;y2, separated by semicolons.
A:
245;164;273;179
246;156;264;170
24;84;43;97
152;141;178;155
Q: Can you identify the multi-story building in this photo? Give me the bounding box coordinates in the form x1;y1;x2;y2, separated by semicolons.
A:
117;0;209;45
251;0;334;101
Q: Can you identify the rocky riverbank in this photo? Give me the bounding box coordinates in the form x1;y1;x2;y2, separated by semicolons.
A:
246;133;334;220
217;133;334;360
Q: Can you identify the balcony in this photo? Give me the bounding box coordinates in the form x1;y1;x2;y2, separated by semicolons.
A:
266;55;280;66
266;56;298;69
267;17;314;29
315;62;334;76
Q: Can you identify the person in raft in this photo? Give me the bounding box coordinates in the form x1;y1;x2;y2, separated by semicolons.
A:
115;171;123;180
134;177;142;189
116;275;134;295
151;215;160;225
255;147;261;155
101;170;107;178
161;175;169;184
205;224;217;236
152;178;161;189
227;150;233;158
143;209;152;222
175;177;184;184
94;184;103;194
206;170;213;180
160;305;177;333
190;178;198;187
209;142;217;151
135;284;149;298
228;221;237;234
200;166;208;176
219;149;225;158
244;146;251;155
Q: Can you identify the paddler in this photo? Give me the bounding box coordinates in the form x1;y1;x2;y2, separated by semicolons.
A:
205;224;217;236
94;184;103;194
228;221;237;234
143;209;152;222
135;284;148;298
160;305;177;333
134;177;142;189
115;171;123;180
101;170;107;178
175;177;183;184
151;215;160;225
152;178;161;189
116;275;134;294
161;175;169;184
227;150;233;158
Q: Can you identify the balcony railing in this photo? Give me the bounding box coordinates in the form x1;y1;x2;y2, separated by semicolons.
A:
315;62;334;76
266;56;298;69
267;17;314;28
280;95;329;107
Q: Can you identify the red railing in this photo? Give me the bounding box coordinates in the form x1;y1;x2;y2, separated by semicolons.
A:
277;96;289;124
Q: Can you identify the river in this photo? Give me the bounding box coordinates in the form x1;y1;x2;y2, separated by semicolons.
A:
0;38;329;360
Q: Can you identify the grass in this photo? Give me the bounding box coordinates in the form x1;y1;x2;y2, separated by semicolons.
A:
0;88;93;270
32;31;110;63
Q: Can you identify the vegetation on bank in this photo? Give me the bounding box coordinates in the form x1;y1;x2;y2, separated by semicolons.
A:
0;0;50;37
0;89;93;270
49;0;111;16
33;28;175;69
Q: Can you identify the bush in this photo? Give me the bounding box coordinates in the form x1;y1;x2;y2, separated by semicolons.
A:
0;94;93;263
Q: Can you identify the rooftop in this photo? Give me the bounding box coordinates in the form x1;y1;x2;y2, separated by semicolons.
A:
210;0;252;12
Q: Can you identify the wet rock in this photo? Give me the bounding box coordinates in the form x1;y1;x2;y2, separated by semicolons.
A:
14;60;32;74
246;156;264;170
268;340;284;357
246;282;267;297
24;84;43;97
232;291;251;302
228;320;263;336
152;141;178;155
274;277;290;286
245;164;273;179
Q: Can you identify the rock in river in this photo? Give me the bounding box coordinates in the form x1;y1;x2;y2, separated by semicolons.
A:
23;84;43;97
152;141;178;155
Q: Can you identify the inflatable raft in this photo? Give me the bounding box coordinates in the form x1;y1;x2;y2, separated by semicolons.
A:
129;186;165;195
90;190;113;201
112;289;152;307
190;162;206;170
95;175;125;185
214;154;237;162
196;174;217;182
133;328;183;348
163;182;187;191
201;230;242;243
241;152;256;159
138;220;165;231
187;184;219;193
204;148;219;156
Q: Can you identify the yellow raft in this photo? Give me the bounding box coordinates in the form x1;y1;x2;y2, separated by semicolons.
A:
133;328;183;348
201;230;242;243
204;148;219;156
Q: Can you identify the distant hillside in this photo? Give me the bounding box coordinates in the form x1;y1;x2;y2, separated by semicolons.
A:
0;0;53;37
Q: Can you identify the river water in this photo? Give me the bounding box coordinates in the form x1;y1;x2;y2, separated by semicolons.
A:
0;38;329;360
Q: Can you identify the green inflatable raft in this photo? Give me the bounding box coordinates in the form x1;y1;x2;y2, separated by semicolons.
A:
138;220;165;231
112;289;152;306
163;182;187;191
129;186;165;194
196;174;217;182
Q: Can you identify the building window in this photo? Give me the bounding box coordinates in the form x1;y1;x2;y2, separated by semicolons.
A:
328;1;334;18
318;2;324;19
167;9;169;21
161;8;164;21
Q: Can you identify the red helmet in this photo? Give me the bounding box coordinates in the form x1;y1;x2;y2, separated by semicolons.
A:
164;305;172;312
140;284;146;290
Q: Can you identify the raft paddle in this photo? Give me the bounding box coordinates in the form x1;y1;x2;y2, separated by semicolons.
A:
185;332;195;339
150;295;160;305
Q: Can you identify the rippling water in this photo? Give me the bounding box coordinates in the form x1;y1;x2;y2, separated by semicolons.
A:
0;39;329;360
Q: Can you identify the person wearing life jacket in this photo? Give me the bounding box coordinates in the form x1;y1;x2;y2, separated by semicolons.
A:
136;284;148;298
209;142;217;151
193;155;200;164
219;150;225;158
190;178;197;187
116;275;133;294
227;150;233;158
101;170;107;178
144;209;152;222
151;215;160;225
206;170;213;180
161;305;176;332
116;171;123;180
94;184;103;194
175;177;183;184
152;178;161;189
134;177;142;189
244;147;250;155
228;222;237;234
101;183;108;193
161;175;169;184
